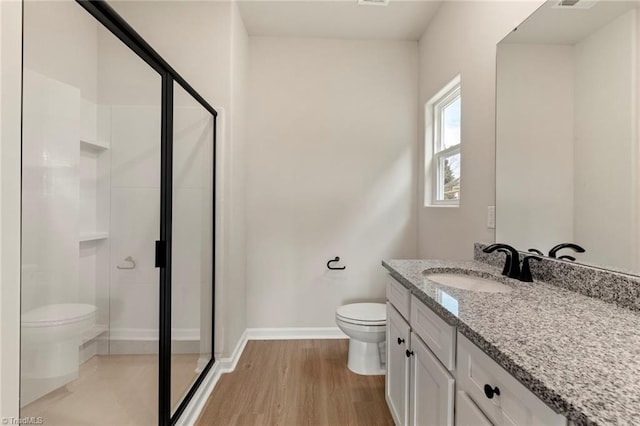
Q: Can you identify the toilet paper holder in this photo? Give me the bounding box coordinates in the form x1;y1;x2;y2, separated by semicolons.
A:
327;256;346;270
117;256;136;270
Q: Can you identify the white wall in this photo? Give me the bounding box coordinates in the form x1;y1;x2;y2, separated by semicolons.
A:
23;0;98;102
496;44;574;252
573;10;637;270
22;1;99;315
225;1;249;349
107;104;162;340
110;0;247;358
0;0;23;418
22;70;81;312
246;37;418;328
417;1;544;260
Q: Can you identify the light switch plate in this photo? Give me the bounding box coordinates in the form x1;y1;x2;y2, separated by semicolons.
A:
487;206;496;229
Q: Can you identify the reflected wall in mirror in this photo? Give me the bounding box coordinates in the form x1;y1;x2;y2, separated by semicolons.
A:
496;0;640;274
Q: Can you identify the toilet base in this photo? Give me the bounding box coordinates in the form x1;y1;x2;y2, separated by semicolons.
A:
21;371;77;407
347;338;386;375
20;337;81;406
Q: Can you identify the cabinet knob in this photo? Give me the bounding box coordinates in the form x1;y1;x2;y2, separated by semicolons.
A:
405;349;414;358
397;337;405;345
483;384;501;399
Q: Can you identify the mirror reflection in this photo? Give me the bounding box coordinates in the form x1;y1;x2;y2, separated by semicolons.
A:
496;0;640;274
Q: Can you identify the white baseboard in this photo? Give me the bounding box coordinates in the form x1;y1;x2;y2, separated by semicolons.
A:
175;329;248;426
176;327;347;424
220;329;249;372
174;360;223;426
246;327;347;340
109;327;200;341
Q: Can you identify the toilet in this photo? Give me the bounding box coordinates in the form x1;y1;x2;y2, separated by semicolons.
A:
21;303;96;405
335;303;386;375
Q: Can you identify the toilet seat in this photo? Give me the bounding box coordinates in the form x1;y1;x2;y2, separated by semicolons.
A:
22;304;96;328
336;303;386;326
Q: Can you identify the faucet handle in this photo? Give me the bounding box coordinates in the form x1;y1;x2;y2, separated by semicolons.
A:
520;255;541;282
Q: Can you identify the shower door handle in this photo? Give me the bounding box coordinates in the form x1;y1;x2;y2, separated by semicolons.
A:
155;240;167;268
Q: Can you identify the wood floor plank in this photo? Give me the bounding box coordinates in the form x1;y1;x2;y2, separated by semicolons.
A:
197;340;393;426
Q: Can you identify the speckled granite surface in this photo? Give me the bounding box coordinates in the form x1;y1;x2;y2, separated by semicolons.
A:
473;243;640;312
382;259;640;426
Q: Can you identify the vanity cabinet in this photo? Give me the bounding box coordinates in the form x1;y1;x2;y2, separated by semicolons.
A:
386;276;567;426
410;294;455;370
455;391;493;426
387;277;411;319
457;334;566;426
409;330;454;426
386;279;454;426
386;302;410;426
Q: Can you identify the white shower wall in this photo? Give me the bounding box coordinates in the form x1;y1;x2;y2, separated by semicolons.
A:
107;103;212;348
21;70;81;313
107;105;161;346
22;0;98;316
172;100;214;348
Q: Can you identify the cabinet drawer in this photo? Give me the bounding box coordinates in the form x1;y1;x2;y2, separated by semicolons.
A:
387;277;411;320
457;333;566;426
410;295;456;370
456;391;493;426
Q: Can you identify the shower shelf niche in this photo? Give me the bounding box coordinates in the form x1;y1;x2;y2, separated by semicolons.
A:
78;100;111;362
80;139;109;151
79;232;109;243
79;102;110;240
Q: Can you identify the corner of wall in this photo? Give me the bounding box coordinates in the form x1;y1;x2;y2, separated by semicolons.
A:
219;2;249;358
0;0;23;418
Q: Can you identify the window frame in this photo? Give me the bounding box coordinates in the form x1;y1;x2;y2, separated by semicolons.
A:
431;83;461;206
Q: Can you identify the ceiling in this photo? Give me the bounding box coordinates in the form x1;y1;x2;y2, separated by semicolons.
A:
502;0;639;45
237;0;443;41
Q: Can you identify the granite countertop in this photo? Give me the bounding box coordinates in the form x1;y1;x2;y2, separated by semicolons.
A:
382;259;640;426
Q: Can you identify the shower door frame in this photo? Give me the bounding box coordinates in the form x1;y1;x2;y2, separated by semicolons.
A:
73;1;218;425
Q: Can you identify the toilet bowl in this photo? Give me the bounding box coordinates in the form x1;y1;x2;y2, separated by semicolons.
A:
336;303;386;375
21;303;96;406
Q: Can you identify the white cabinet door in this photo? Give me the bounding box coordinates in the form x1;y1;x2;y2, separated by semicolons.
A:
387;303;411;426
409;332;454;426
456;391;493;426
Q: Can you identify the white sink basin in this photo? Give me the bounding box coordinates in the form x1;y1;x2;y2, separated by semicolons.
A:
426;273;513;293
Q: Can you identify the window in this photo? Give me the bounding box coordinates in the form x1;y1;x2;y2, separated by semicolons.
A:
426;77;461;206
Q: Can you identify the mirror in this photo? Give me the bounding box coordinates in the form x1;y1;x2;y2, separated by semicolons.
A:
496;0;640;274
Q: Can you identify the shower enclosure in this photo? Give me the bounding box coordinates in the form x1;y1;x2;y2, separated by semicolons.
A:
20;1;216;424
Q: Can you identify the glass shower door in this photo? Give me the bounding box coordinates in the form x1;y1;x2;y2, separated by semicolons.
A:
170;83;215;415
20;2;163;424
103;24;163;426
21;1;217;424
